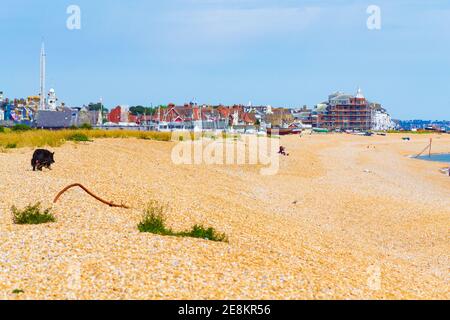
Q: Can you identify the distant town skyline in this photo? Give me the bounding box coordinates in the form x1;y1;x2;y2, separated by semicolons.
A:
1;0;449;120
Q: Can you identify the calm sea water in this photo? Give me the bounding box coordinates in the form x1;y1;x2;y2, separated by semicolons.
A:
417;153;450;164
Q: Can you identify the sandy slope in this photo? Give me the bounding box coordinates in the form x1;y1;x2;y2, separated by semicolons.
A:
0;133;448;300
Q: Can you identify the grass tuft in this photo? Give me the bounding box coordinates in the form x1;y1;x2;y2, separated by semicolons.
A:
5;143;17;149
138;201;228;242
12;202;56;225
12;289;24;294
79;123;93;130
11;124;32;132
67;132;91;142
138;201;173;235
179;225;228;242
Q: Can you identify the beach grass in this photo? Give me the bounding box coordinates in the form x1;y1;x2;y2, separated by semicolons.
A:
0;129;172;148
66;132;92;142
138;201;228;242
12;202;56;225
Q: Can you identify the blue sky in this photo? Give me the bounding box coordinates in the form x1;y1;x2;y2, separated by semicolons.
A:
1;0;449;119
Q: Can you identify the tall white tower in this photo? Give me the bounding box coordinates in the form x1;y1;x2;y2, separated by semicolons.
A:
97;98;103;126
39;42;46;110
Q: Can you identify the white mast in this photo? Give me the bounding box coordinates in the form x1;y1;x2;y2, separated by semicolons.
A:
97;97;103;126
39;42;46;110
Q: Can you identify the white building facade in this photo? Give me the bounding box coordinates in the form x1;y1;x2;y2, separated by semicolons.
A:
372;110;395;131
47;88;58;111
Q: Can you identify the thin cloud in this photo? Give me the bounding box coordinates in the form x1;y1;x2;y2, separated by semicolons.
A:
164;6;322;45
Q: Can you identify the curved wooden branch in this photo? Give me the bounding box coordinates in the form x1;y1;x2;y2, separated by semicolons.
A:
53;183;130;209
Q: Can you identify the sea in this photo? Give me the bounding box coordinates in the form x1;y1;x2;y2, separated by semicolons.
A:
417;153;450;164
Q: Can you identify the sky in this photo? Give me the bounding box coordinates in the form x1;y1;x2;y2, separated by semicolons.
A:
1;0;449;120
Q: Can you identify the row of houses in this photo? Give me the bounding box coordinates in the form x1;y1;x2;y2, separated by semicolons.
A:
106;103;293;130
1;88;395;131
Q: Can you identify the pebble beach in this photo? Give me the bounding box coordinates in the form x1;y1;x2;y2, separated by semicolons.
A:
0;133;449;300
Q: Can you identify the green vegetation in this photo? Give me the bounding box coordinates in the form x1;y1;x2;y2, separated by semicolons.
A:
69;123;93;130
0;129;172;148
5;143;17;149
138;201;171;235
11;124;32;132
87;102;109;113
130;106;156;116
79;123;93;130
0;126;5;133
67;132;91;142
12;203;56;225
12;289;25;294
178;225;228;242
138;201;228;242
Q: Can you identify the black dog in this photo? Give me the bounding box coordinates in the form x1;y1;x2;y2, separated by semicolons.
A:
32;149;55;171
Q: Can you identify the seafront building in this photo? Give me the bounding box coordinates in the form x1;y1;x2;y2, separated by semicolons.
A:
293;88;395;131
321;89;372;131
370;103;396;131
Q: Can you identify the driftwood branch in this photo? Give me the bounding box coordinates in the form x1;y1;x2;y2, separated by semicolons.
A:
53;183;130;209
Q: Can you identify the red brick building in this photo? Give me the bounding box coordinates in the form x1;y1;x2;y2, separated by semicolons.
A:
107;106;122;123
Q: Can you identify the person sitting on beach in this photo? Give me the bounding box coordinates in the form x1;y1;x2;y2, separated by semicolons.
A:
278;146;289;156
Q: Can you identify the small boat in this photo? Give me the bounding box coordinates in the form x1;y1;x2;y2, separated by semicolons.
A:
267;127;302;136
313;128;329;133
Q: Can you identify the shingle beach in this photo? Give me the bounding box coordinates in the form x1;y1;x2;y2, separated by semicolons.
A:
0;134;448;299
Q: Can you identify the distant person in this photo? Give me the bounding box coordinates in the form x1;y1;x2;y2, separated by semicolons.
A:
278;146;289;156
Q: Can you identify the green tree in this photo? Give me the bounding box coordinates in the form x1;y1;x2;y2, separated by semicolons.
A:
88;102;108;113
87;103;101;111
130;106;156;116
